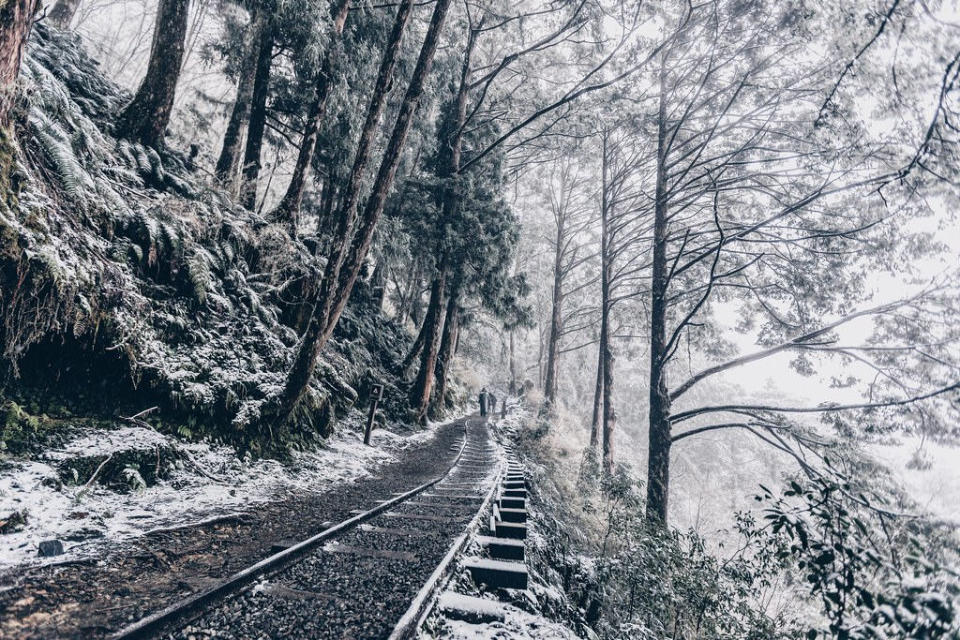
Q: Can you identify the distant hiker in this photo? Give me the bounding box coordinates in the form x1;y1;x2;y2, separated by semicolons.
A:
488;392;497;415
501;399;507;419
479;388;488;416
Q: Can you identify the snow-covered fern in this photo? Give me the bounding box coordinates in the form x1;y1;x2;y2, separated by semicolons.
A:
186;248;213;304
28;109;93;201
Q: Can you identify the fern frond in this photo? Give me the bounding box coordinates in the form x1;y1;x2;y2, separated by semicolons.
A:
186;249;213;305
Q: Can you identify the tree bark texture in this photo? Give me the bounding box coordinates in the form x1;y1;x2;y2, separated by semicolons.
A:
598;129;617;477
646;59;672;524
543;213;565;407
395;258;422;325
588;337;603;451
370;260;386;308
432;285;459;412
0;0;38;130
509;330;516;394
116;0;189;148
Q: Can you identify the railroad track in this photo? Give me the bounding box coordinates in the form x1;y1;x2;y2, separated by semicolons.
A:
110;414;501;640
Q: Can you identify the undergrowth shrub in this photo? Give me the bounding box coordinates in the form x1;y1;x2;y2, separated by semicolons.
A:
742;477;959;639
512;399;960;640
589;472;792;640
512;403;800;640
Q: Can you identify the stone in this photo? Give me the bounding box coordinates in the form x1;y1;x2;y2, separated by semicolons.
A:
38;539;64;557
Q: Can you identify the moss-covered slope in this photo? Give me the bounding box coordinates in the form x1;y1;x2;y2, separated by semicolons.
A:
0;25;411;454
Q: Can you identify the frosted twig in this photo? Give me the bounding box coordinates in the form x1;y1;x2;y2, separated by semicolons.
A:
126;406;159;421
75;453;114;502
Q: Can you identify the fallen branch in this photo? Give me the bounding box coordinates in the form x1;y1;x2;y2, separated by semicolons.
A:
142;511;252;537
75;453;114;502
126;406;159;421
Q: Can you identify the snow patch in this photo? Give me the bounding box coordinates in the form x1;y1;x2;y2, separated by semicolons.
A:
43;425;169;461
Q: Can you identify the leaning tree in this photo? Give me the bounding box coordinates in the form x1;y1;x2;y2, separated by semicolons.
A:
0;0;39;132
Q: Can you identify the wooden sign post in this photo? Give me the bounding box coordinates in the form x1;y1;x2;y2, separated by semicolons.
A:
364;383;384;445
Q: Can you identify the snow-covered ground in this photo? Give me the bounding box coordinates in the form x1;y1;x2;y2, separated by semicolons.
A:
0;411;455;571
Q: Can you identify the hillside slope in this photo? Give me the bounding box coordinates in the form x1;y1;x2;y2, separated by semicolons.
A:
0;25;418;455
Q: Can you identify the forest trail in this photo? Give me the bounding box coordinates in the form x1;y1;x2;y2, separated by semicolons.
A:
0;415;491;640
1;0;958;637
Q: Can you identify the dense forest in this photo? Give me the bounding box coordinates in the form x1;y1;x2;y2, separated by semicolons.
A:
1;0;959;638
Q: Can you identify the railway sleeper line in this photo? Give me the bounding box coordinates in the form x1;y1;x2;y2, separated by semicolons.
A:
395;439;536;637
109;414;500;640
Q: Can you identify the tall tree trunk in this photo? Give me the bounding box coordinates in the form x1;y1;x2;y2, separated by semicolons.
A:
588;338;603;451
432;284;459;412
543;216;565;407
263;0;451;431
509;330;516;394
215;6;264;187
646;59;672;524
600;300;615;476
409;279;424;326
272;0;351;228
537;324;545;389
409;265;447;421
600;129;616;477
48;0;81;29
116;0;190;148
239;19;274;210
0;0;38;130
318;169;336;229
395;258;422;325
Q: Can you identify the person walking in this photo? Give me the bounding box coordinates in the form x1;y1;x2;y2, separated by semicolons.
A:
478;387;488;416
487;392;497;415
